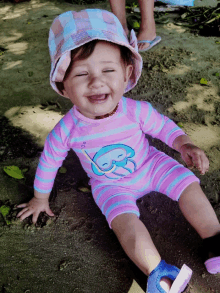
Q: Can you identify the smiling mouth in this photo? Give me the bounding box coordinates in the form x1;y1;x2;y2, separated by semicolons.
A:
87;94;109;104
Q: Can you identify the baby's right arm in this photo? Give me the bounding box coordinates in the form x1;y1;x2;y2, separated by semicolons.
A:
16;190;54;224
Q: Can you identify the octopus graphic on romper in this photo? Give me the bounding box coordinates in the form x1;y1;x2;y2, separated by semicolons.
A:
82;144;137;179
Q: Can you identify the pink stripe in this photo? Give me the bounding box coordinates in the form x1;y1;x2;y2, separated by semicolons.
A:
102;194;136;213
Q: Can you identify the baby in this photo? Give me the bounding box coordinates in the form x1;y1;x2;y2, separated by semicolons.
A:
17;9;220;293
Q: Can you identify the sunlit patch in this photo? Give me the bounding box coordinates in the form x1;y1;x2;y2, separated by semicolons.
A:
3;60;22;70
0;32;23;44
167;64;191;76
165;23;186;34
4;105;63;146
184;123;220;149
6;42;28;55
168;84;219;113
182;123;220;171
1;1;48;20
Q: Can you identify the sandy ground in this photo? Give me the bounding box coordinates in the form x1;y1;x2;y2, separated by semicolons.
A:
0;0;220;292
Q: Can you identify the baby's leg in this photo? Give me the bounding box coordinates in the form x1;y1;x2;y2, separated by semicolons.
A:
111;213;172;291
179;182;220;239
112;213;161;275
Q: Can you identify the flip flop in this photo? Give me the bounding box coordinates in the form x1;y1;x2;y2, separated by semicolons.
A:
138;36;161;52
147;260;192;293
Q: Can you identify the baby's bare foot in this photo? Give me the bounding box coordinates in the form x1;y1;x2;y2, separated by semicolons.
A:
160;277;173;292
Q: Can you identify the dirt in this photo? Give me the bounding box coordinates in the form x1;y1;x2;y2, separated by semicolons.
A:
0;0;220;292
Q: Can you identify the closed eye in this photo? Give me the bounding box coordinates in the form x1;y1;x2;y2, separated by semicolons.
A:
118;154;123;158
103;70;115;73
76;73;88;76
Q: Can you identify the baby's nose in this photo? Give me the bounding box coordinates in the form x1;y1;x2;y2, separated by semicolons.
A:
89;75;104;88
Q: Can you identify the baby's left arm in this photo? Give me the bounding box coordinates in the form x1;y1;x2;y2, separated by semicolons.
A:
172;135;209;175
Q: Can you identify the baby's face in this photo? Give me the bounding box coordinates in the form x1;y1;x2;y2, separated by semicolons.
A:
63;41;133;119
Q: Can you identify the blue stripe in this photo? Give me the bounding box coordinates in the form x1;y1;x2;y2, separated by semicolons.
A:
38;162;58;172
60;119;70;138
34;186;52;193
106;200;135;218
153;158;174;190
165;126;180;144
138;144;150;167
51;129;62;143
123;159;155;187
70;108;78;125
135;101;141;122
35;174;54;183
92;183;107;194
101;193;135;213
153;115;165;135
149;121;157;133
166;171;193;195
96;186;111;204
156;165;182;191
47;138;67;153
145;158;173;192
143;103;153;129
70;123;137;143
122;97;127;115
44;150;64;161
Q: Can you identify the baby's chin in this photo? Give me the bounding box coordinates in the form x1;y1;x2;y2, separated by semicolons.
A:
93;103;119;120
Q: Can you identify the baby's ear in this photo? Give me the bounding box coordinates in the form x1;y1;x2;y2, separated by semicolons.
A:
125;64;133;82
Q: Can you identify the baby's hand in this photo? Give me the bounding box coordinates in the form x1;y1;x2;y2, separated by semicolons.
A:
180;143;209;175
17;197;54;224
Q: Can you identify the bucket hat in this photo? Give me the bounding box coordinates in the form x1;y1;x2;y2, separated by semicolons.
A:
49;9;142;97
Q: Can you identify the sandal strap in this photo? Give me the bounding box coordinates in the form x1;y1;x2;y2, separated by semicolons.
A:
147;260;192;293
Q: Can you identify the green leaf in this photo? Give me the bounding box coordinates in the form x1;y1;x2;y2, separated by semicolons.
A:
0;205;11;225
78;186;91;193
59;167;67;174
214;72;219;77
22;168;29;173
3;166;25;179
133;21;140;29
0;205;10;217
177;122;184;128
215;41;220;44
200;78;208;85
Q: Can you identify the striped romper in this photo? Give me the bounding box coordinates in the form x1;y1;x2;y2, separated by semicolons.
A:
34;96;199;228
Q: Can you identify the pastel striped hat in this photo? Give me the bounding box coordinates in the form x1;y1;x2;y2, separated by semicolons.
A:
49;9;143;97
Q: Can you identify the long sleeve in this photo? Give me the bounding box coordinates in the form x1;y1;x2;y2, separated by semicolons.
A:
132;100;186;148
34;115;72;193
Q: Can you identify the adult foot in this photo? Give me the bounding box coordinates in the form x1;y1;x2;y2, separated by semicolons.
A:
137;28;157;51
